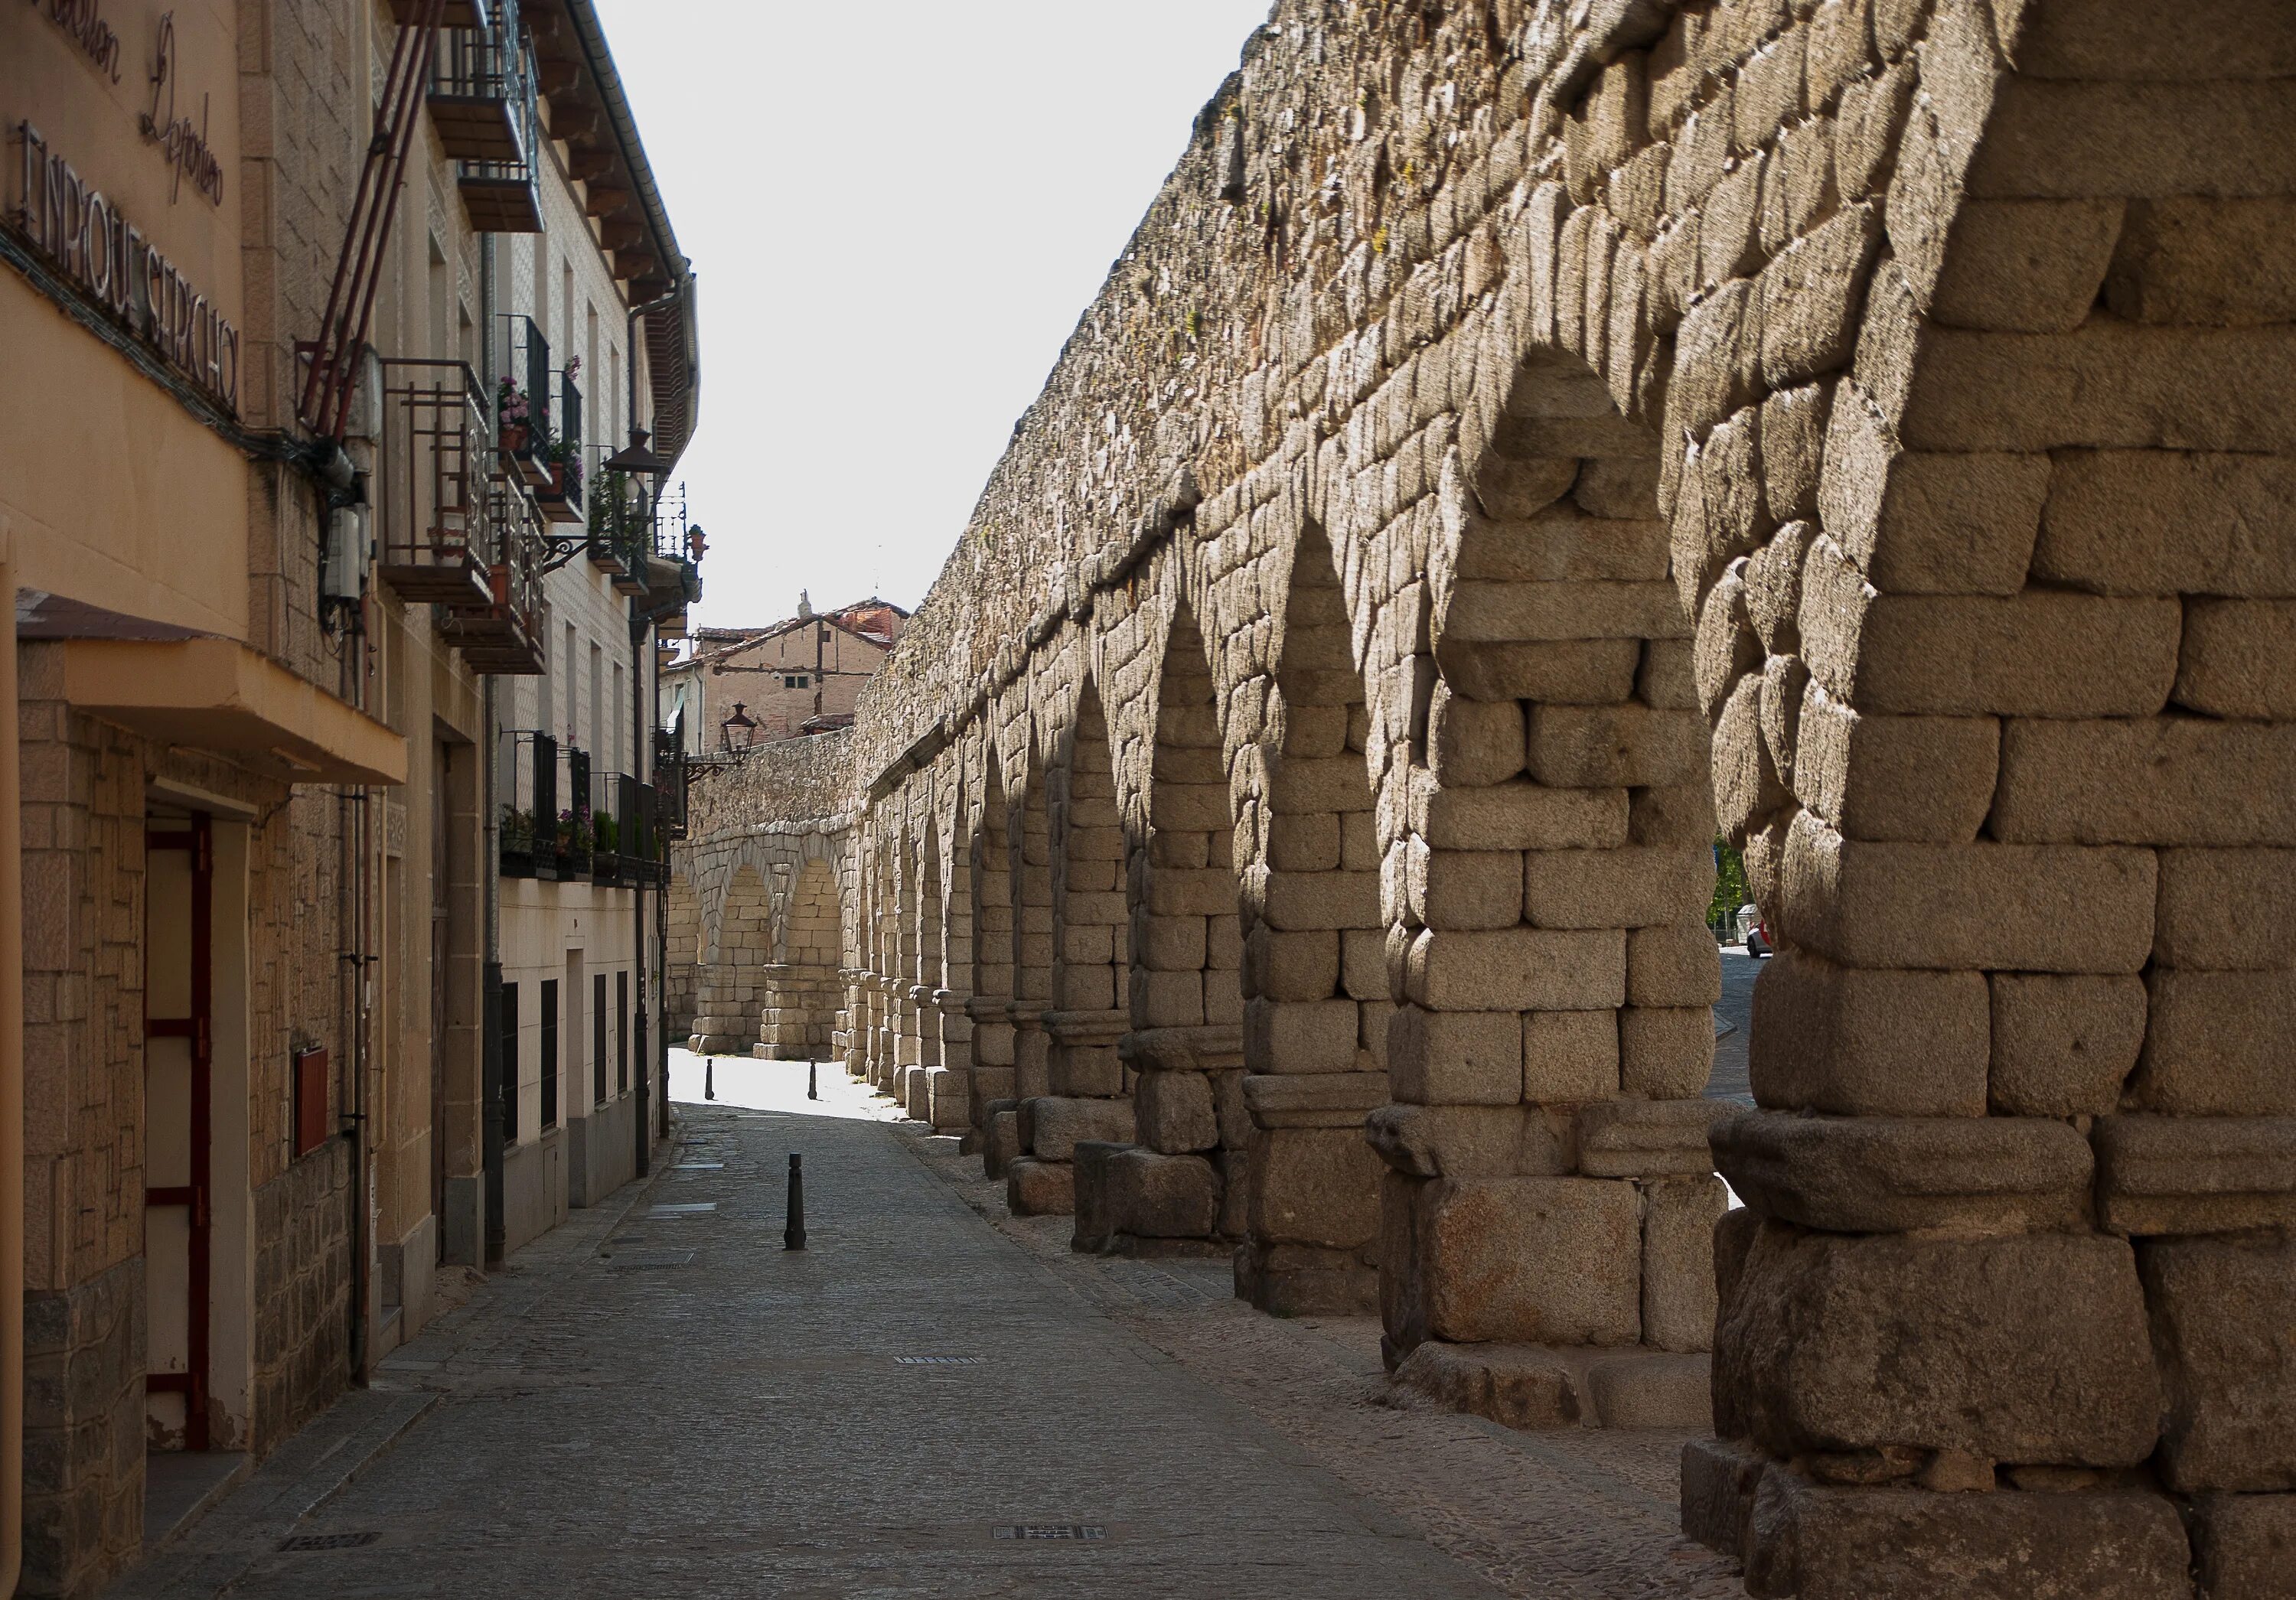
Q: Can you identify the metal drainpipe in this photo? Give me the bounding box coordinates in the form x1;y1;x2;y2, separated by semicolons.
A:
630;614;650;1179
2;553;27;1596
480;233;505;1267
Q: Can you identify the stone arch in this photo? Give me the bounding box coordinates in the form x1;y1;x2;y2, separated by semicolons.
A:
967;738;1018;1137
1231;517;1391;1313
1076;598;1245;1253
758;855;842;1061
663;868;701;1041
1371;328;1725;1418
925;766;977;1132
1008;675;1135;1215
691;861;774;1054
1009;730;1054;1107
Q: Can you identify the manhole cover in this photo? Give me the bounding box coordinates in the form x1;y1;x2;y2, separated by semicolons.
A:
895;1356;986;1367
994;1525;1105;1542
276;1532;380;1552
649;1203;718;1216
607;1250;694;1269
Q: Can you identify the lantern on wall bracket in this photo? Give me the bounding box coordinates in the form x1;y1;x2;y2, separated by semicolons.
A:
720;700;756;754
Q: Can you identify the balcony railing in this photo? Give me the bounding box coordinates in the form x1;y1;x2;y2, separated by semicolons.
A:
586;468;650;595
589;769;629;887
431;0;541;233
497;729;554;878
375;359;494;608
654;727;688;842
439;484;548;675
496;315;552;488
553;744;592;880
534;370;583;525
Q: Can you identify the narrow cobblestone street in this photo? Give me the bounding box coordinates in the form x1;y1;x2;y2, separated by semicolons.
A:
111;1054;1733;1599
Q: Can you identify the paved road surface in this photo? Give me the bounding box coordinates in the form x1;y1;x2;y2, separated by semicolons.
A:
113;1054;1738;1600
1706;946;1760;1106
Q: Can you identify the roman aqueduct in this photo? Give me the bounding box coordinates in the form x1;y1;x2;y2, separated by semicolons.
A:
672;0;2296;1591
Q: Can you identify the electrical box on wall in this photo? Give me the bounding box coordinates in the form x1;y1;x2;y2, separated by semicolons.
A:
292;1047;330;1158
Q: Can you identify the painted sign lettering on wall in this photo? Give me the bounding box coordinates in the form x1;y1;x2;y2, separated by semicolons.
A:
7;121;240;412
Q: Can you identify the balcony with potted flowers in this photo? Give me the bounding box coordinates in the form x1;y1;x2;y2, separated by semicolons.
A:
533;360;584;526
421;0;544;234
497;729;555;878
496;314;555;491
552;742;593;881
585;465;651;596
439;479;549;676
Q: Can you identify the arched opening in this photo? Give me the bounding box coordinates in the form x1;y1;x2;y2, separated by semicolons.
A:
1009;680;1133;1215
1075;601;1243;1252
1377;345;1721;1426
758;856;841;1061
968;743;1017;1144
691;862;774;1055
1237;523;1388;1314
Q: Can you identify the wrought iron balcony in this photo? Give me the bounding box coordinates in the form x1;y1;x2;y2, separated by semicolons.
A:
589;769;629;887
431;0;542;233
533;368;583;525
495;315;553;489
439;484;548;675
553;744;592;879
376;359;494;608
497;729;554;878
586;468;650;595
653;727;687;842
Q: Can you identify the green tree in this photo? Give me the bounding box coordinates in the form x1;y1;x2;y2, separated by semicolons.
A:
1707;836;1749;937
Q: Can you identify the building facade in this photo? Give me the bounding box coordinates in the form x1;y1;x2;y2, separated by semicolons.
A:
2;1;700;1591
661;598;908;754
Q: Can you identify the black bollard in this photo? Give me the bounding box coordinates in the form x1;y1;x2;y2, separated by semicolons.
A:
704;1055;715;1100
784;1153;807;1250
807;1061;818;1101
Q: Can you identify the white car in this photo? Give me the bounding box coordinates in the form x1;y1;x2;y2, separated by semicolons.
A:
1734;903;1771;958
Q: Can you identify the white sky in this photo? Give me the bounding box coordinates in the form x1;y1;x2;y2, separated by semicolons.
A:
591;0;1277;631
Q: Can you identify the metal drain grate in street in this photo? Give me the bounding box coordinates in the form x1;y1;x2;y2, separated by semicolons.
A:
276;1533;380;1553
994;1525;1106;1541
895;1356;987;1367
649;1202;719;1216
606;1250;695;1269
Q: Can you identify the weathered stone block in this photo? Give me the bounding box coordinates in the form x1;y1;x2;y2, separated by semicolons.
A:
1775;811;2157;973
1133;1069;1218;1154
1005;1157;1075;1217
1714;1110;2092;1233
1022;1096;1135;1161
1791;683;1998;845
2190;1491;2296;1600
2133;969;2296;1116
1989;973;2146;1116
1405;926;1626;1012
1577;1098;1726;1178
1626;924;1721;1006
1681;1436;1765;1563
1093;1146;1222;1243
1521;846;1713;930
1414;779;1629;851
1744;1471;2195;1600
1244;996;1359;1076
1993;717;2296;846
2095;1114;2296;1237
1238;1069;1384;1129
2141;1233;2296;1491
2177;598;2296;719
1437;639;1644;703
1366;1103;1570;1181
1525;703;1706;788
1391;1005;1522;1106
1521;1009;1620;1103
2033;450;2296;598
1247;1126;1380;1250
2109;197;2296;326
1245;925;1340;1001
1619;1005;1714;1098
1749;950;1990;1116
1642;1175;1727;1354
1816;396;2052;595
1717;1226;2160;1464
1412;1176;1641;1345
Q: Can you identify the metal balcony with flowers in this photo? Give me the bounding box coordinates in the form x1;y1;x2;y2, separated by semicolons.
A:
585;468;650;595
552;742;592;880
496;314;553;490
439;477;549;675
497;729;555;878
533;360;584;525
377;358;495;610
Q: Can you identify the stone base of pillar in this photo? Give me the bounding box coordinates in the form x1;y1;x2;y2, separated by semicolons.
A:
1684;1436;2195;1598
981;1102;1021;1177
1389;1340;1711;1432
1234;1240;1378;1316
1005;1156;1075;1215
925;1064;968;1131
1070;1142;1227;1256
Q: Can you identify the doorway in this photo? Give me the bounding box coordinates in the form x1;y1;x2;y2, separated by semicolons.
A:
144;816;212;1451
